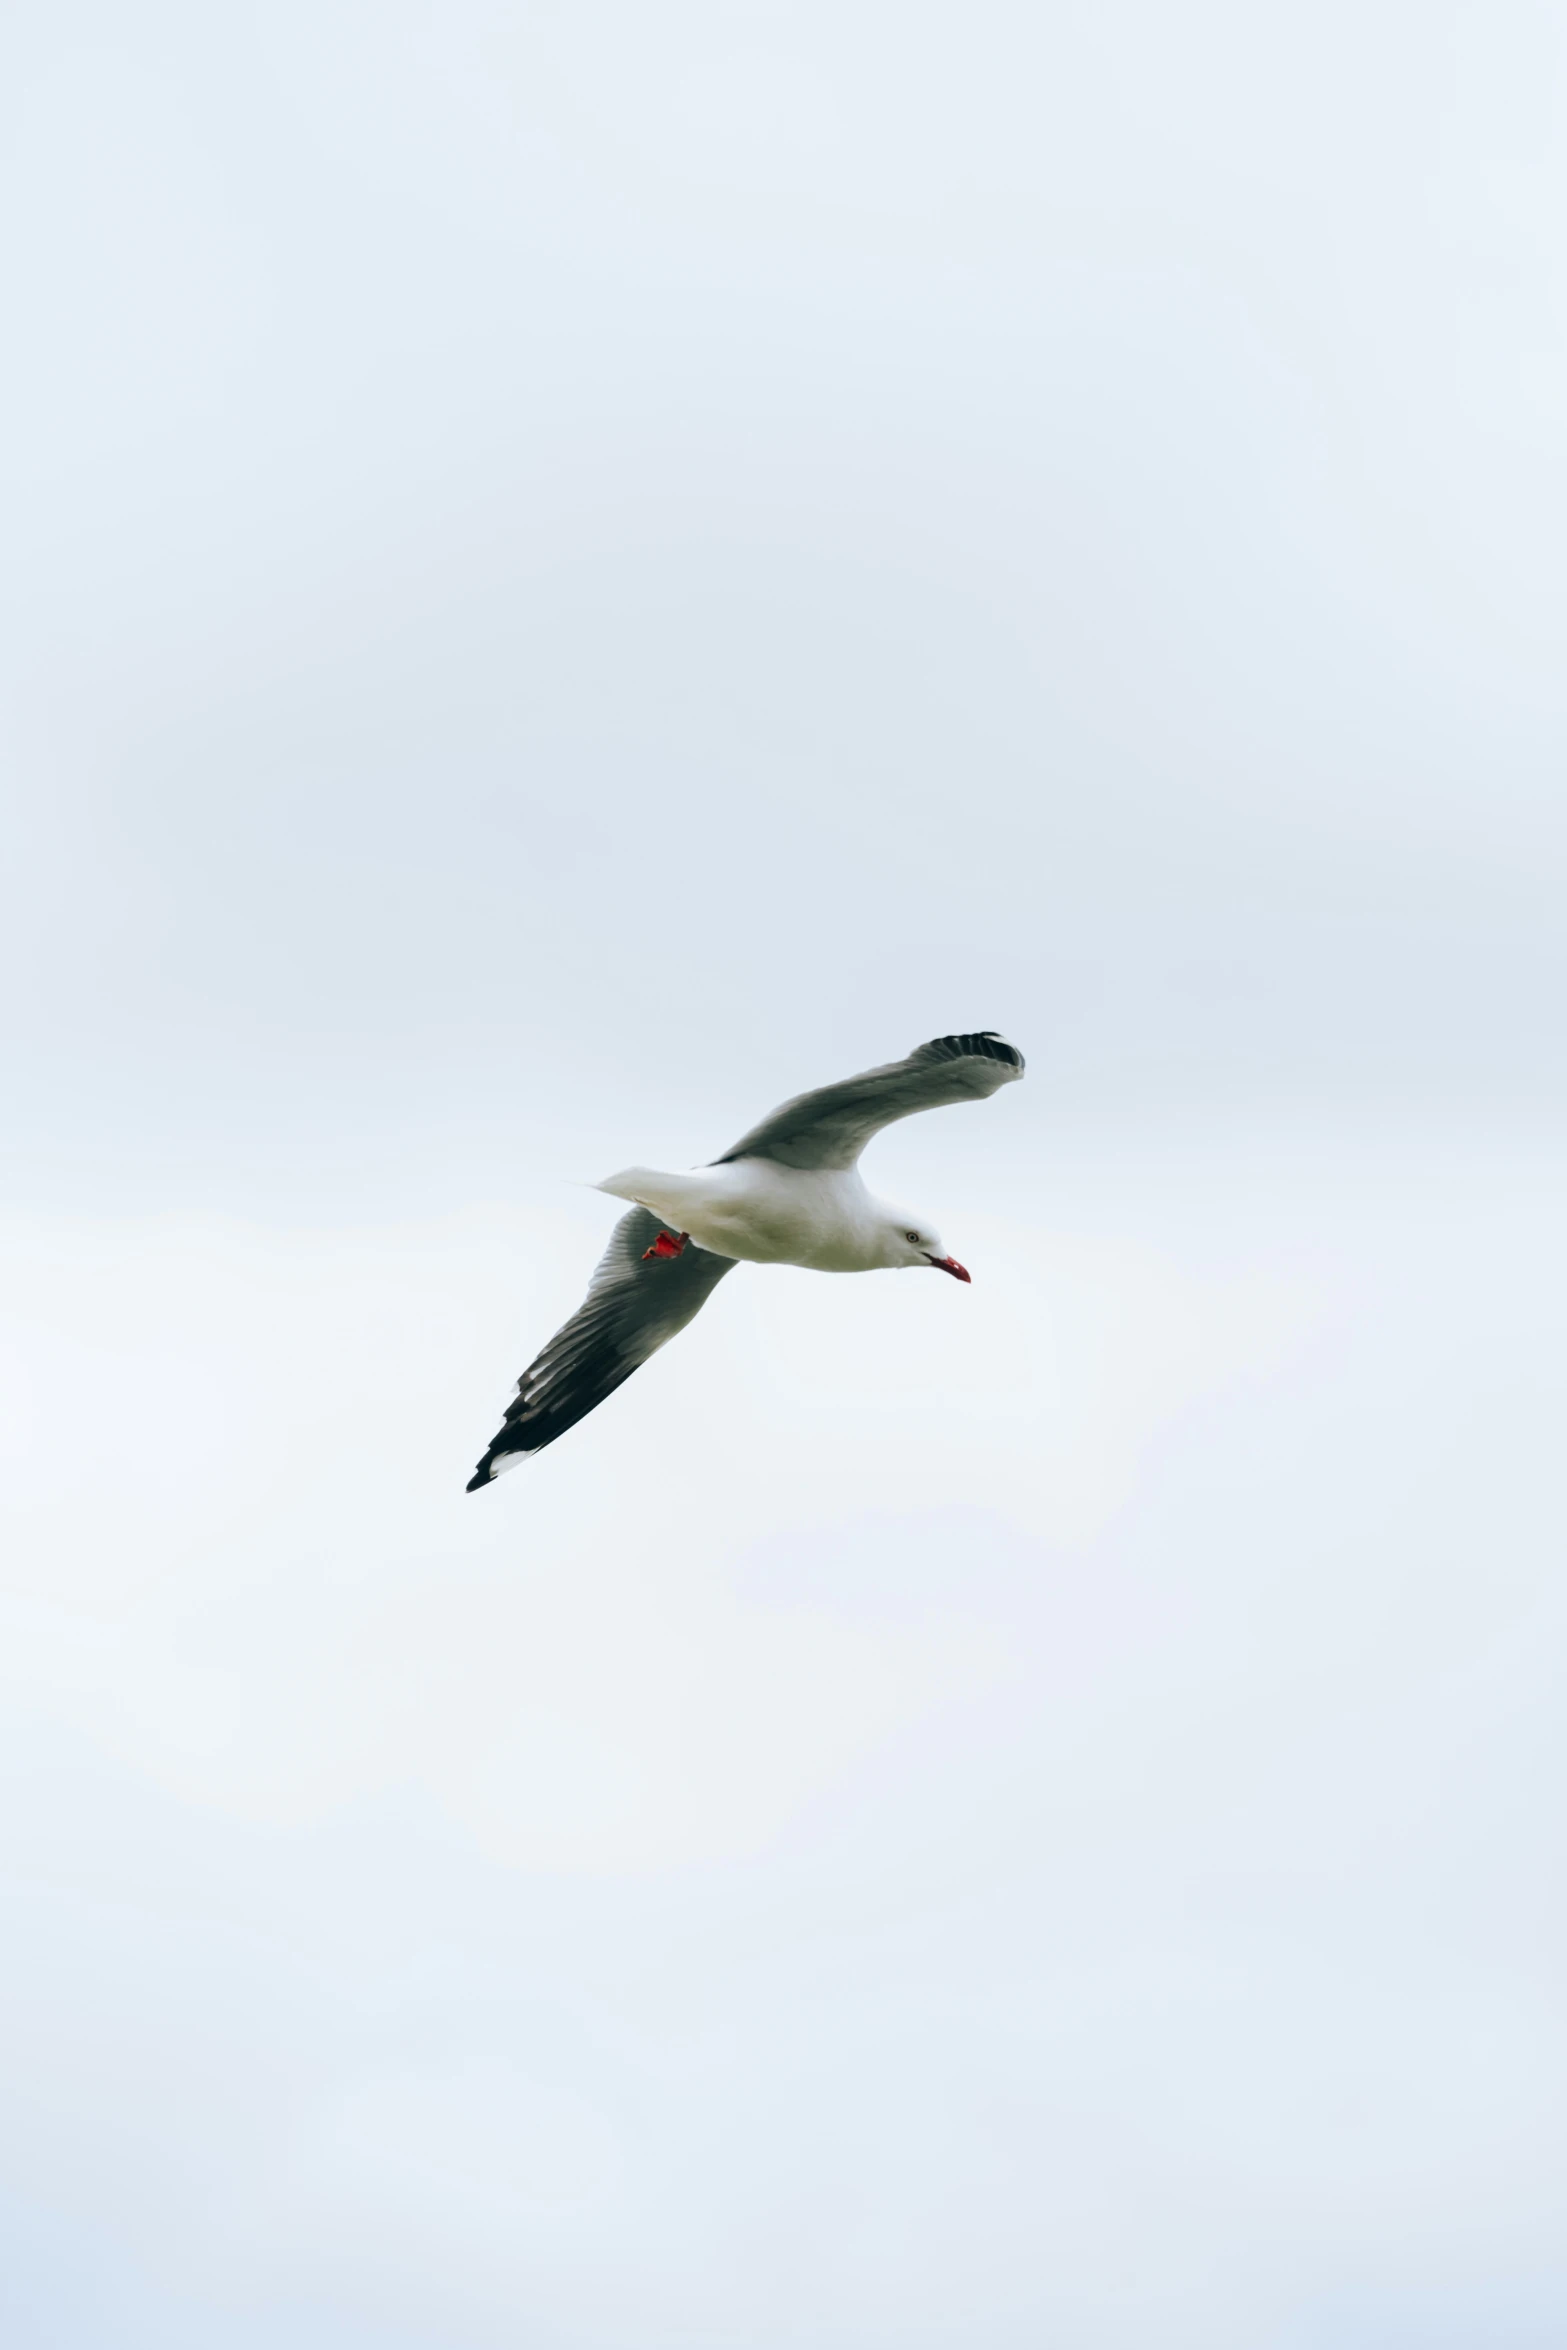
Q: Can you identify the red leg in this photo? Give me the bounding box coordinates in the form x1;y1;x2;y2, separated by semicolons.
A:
641;1230;689;1261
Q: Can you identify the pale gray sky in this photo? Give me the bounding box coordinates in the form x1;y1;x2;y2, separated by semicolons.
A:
3;3;1566;2345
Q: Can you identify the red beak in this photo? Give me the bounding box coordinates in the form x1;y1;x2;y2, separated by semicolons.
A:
926;1254;971;1282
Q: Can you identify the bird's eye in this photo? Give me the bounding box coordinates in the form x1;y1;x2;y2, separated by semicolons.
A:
905;1230;919;1243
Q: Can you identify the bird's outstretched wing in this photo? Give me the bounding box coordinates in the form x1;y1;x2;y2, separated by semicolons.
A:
466;1208;737;1486
714;1031;1024;1173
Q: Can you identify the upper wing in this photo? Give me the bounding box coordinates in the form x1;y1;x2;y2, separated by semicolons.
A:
714;1031;1025;1172
466;1208;737;1486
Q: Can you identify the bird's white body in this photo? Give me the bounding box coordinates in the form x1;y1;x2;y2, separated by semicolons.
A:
597;1160;924;1273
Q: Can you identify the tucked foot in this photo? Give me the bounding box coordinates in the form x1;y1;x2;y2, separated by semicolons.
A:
642;1229;689;1261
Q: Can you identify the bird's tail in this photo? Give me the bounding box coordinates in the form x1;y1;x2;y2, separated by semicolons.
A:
594;1167;705;1230
594;1166;665;1204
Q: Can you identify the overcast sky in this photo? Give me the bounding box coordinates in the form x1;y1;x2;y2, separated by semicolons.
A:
3;3;1566;2346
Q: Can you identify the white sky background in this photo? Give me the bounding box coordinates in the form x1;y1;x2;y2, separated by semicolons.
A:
3;2;1566;2344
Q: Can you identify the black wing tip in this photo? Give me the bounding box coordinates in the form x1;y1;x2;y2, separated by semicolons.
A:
916;1030;1025;1072
466;1441;531;1490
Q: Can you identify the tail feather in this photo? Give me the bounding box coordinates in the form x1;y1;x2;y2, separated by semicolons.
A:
594;1167;661;1204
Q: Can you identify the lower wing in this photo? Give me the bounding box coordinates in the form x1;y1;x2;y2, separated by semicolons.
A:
466;1207;737;1486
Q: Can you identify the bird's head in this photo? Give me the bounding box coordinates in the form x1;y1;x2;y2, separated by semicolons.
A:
879;1212;970;1281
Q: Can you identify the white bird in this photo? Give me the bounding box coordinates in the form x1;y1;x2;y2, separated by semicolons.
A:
465;1031;1024;1487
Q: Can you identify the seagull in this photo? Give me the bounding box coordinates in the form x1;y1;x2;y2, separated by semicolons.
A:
465;1030;1024;1488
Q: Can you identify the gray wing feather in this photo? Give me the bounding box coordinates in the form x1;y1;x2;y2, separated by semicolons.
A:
466;1208;737;1485
714;1031;1025;1172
